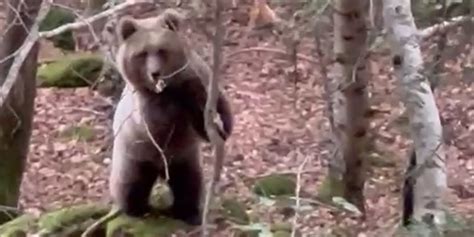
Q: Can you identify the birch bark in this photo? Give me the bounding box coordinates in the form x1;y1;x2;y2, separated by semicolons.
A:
383;0;447;227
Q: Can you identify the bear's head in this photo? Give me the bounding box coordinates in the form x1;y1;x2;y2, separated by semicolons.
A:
115;9;189;93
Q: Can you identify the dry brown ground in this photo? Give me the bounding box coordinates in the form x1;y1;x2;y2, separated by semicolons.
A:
4;2;472;236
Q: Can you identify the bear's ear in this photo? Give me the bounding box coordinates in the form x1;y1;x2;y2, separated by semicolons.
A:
117;16;137;41
161;9;184;31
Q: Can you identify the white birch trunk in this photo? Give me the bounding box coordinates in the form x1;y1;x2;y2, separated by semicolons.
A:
383;0;447;226
324;0;370;212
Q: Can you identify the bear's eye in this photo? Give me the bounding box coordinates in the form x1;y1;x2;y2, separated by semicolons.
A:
136;51;147;59
164;22;177;31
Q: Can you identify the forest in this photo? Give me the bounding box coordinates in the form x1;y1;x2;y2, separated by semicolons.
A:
0;0;473;236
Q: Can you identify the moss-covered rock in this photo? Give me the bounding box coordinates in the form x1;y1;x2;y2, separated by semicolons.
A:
106;215;188;237
0;214;37;237
270;222;292;232
253;174;296;197
37;203;109;235
39;7;76;51
273;230;291;237
221;198;250;225
0;189;262;236
37;54;104;88
234;229;260;237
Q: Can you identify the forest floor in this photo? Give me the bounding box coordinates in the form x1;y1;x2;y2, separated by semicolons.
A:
10;1;474;236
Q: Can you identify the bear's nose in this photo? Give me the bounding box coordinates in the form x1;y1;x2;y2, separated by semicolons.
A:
151;71;161;79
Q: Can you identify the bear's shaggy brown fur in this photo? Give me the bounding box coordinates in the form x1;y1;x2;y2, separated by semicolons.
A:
109;9;233;225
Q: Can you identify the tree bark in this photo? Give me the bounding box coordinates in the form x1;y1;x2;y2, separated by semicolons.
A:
383;0;447;228
0;0;41;224
322;0;370;214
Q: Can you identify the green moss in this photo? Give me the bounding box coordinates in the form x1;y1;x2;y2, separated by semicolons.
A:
221;199;250;225
37;54;104;88
38;203;109;234
106;215;188;237
59;125;96;142
0;214;37;237
234;230;260;237
273;230;291;237
270;222;292;232
39;7;76;51
253;174;296;197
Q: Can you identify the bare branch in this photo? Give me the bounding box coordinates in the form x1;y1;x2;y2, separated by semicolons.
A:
291;151;311;237
143;109;171;181
201;0;225;236
5;0;30;34
81;208;121;237
0;0;51;108
0;206;17;221
420;15;474;38
39;0;154;39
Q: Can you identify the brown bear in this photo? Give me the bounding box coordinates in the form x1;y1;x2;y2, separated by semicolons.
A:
109;9;233;225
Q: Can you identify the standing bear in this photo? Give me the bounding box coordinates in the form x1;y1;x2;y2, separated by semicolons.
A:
109;9;234;225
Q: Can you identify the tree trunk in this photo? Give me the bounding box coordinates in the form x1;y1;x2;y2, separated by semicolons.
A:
0;0;41;224
320;0;370;214
383;0;447;229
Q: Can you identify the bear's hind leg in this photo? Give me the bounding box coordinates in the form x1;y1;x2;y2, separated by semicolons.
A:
110;158;158;217
166;158;203;225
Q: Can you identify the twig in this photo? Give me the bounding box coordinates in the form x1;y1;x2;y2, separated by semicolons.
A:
247;168;319;180
0;205;19;222
59;106;107;116
0;205;19;213
291;152;311;237
427;0;449;92
142;109;170;181
51;2;118;68
201;0;225;236
420;15;473;38
39;0;153;38
369;0;375;29
81;207;121;237
0;0;51;108
6;104;22;137
5;0;30;34
226;47;318;64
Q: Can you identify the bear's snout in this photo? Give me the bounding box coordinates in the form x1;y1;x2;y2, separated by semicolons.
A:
150;71;161;80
